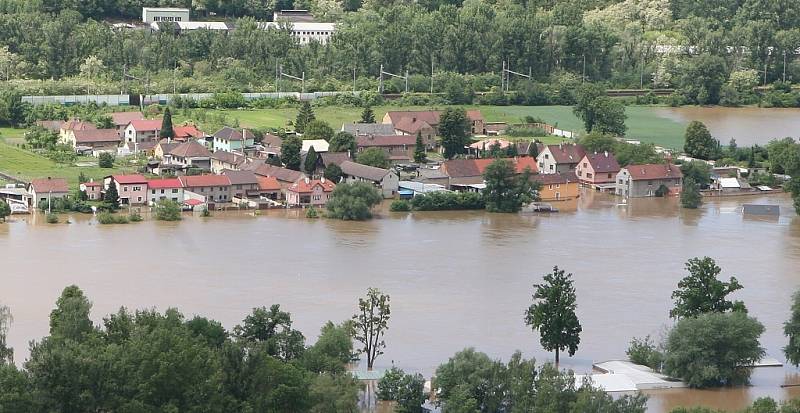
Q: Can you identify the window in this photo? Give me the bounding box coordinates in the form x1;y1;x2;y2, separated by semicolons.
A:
586;173;592;178
608;173;612;178
160;189;165;194
549;165;554;171
151;190;156;194
544;154;549;159
172;189;178;194
137;197;142;202
122;186;128;192
647;180;653;185
583;162;587;167
236;185;242;189
548;184;553;190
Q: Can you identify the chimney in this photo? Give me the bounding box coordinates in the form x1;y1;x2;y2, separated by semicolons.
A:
320;176;326;183
304;177;310;184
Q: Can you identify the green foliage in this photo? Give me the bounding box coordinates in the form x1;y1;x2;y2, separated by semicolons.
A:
664;312;765;388
684;121;720;160
626;336;664;370
98;152;114;168
129;211;142;222
439;107;470;159
155;199;182;221
784;290;800;367
24;125;58;149
573;84;627;136
670;257;746;319
0;304;12;364
525;266;582;363
680;161;712;187
614;142;662;166
356;147;390;169
306;205;319;218
325;182;382;220
45;213;58;223
390;200;411;212
295;102;316;134
234;304;306;361
159;107;174;140
410;191;485;211
413;132;426;163
0;200;9;222
282;136;303;171
482;159;538;213
323;163;343;182
329;131;356;153
377;367;425;413
103;182;119;210
304;146;319;175
360;106;375;123
302;321;355;374
681;177;703;209
578;132;617;154
352;288;390;370
303;120;334;141
49;285;93;341
97;211;129;225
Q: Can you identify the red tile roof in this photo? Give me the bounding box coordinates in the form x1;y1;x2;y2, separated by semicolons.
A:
257;176;281;191
184;198;204;206
583;152;620;173
544;143;586;164
147;178;183;189
356;135;417;147
287;178;336;194
169;141;211;158
442;157;538;178
111;112;143;127
112;174;148;184
128;119;162;131
62;119;96;131
29;177;69;193
385;110;484;127
179;175;231;187
624;164;683;181
174;125;205;139
73;129;120;144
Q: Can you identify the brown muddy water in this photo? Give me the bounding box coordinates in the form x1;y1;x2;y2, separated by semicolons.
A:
654;107;800;147
2;191;800;412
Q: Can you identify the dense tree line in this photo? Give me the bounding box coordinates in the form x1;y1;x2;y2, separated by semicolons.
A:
3;0;800;101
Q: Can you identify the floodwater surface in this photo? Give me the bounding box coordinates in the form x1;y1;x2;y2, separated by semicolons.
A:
654;106;800;147
2;191;800;412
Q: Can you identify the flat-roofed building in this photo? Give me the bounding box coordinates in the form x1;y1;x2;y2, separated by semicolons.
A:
142;7;190;24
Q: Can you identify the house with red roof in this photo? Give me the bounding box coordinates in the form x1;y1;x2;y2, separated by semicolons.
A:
575;151;621;186
146;178;184;205
286;177;335;207
124;119;162;147
440;157;538;188
536;143;587;174
110;112;144;137
355;135;417;163
382;110;486;149
615;163;683;198
104;175;149;206
27;177;69;209
173;124;206;141
59;118;96;144
64;129;120;155
178;175;232;203
256;176;282;200
81;180;103;201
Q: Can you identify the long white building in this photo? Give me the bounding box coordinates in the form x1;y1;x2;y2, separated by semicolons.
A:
259;21;335;44
142;7;190;24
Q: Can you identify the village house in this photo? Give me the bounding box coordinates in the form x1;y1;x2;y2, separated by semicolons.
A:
27;177;69;209
36;120;64;132
382;110;486;149
537;143;587;174
105;175;149;206
258;133;283;159
59;119;96;144
339;161;400;198
615;164;683;198
81;180;103;201
178;175;232;203
250;163;307;191
356;135;416;164
256;176;282;200
210;151;249;174
65;129;121;155
222;170;261;200
213;127;255;152
167;140;212;171
302;139;330;153
531;172;580;201
154;140;181;160
124;119;162;146
146;178;184;205
440;157;538;189
173;124;206;142
468;138;514;157
110;112;144;138
342;123;396;136
285;177;336;207
575;152;621;186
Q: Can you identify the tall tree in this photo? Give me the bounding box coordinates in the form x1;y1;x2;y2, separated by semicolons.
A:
234;304;306;361
295;102;316;134
413;132;426;164
439;108;469;159
360;106;375;123
482;159;537;213
0;303;11;364
103;181;119;210
329;131;356;154
784;290;800;366
356;147;389;169
303;120;334;141
304;146;318;175
670;257;746;319
680;177;702;209
524;266;582;363
573;84;627;136
49;285;93;342
281;136;303;171
160;107;174;140
352;288;390;370
683;121;719;160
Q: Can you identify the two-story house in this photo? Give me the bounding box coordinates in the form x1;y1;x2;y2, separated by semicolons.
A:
65;129;121;155
124;119;162;147
339;161;400;198
59;119;96;144
146;178;184;205
105;175;149;206
110;112;144;138
179;175;232;203
615;164;683;197
168;140;212;171
213;127;255;152
536;143;586;174
355;135;417;164
575;152;621;186
222;170;261;200
286;177;336;207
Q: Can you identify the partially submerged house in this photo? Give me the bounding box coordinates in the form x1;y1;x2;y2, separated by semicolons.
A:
537;143;586;174
531;172;580;201
285;177;336;207
355;135;416;164
575;152;621;187
27;177;69;209
615;164;683;198
339;161;399;198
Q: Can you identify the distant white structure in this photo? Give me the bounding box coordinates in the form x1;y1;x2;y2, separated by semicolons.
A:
142;7;190;24
150;21;231;32
259;22;336;44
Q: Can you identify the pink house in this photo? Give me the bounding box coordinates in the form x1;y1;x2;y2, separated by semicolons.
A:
104;174;149;206
286;178;336;207
81;180;103;201
575;152;621;185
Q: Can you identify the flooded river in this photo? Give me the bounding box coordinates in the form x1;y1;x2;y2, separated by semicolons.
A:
2;191;800;412
654;107;800;147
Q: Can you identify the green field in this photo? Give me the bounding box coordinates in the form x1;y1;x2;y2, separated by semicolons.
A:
191;105;688;149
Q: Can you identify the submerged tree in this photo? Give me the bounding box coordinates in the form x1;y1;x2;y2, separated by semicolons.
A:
524;266;582;363
680;177;702;209
784;290;800;366
352;288;390;370
670;257;746;319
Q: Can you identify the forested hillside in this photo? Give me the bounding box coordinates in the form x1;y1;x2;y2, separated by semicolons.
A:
0;0;799;105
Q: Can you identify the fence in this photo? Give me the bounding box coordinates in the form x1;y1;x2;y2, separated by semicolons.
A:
22;92;357;106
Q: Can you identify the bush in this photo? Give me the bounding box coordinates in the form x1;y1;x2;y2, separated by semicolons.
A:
326;182;382;220
97;211;129;224
306;206;319;218
627;336;663;371
45;213;59;224
98;152;114;168
155;199;182;221
129;212;143;222
390;200;411;212
377;367;426;413
410;191;485;211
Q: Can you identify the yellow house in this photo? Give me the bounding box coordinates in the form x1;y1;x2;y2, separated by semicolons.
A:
532;172;580;201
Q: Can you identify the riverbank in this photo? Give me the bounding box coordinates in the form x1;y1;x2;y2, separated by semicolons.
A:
2;192;799;412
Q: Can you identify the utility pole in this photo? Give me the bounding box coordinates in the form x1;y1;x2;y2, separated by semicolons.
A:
582;54;586;83
430;57;434;94
784;51;787;83
378;64;408;94
502;61;532;93
353;66;356;93
275;60;279;96
279;65;305;94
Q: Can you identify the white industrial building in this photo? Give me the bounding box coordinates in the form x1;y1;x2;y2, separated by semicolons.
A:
259;22;336;44
142;7;190;24
150;21;231;32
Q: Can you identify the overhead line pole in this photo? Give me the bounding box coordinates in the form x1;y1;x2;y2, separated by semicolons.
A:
378;64;409;93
